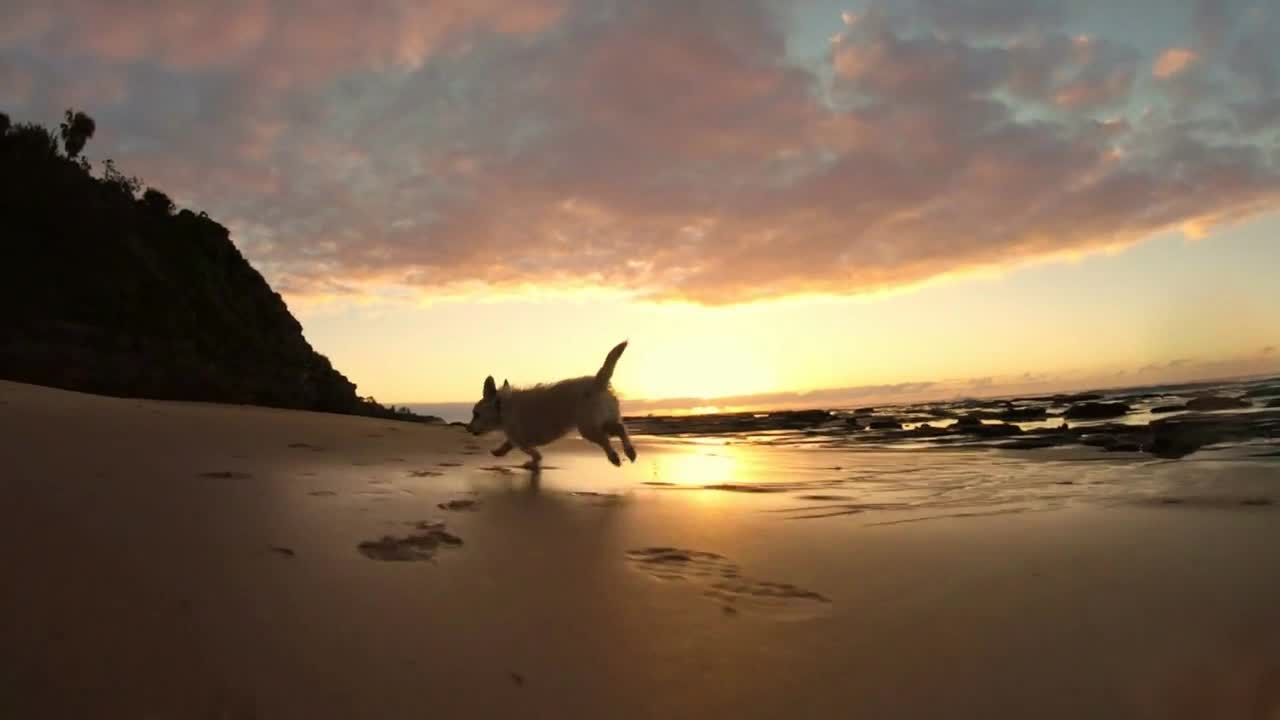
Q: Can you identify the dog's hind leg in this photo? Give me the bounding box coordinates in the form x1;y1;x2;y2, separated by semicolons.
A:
580;424;621;467
492;440;513;457
605;421;636;463
519;445;542;470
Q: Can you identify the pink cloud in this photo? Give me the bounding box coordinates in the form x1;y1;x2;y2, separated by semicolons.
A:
2;0;1278;306
1153;48;1198;78
1;0;566;77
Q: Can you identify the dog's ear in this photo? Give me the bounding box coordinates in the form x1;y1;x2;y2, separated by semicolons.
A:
483;376;497;399
502;379;510;391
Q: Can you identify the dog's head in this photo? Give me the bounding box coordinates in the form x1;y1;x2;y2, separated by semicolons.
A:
466;375;508;435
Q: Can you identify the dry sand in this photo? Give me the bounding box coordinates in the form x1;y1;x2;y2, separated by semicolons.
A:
2;379;1278;719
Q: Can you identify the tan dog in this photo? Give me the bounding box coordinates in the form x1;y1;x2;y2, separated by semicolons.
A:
465;341;635;470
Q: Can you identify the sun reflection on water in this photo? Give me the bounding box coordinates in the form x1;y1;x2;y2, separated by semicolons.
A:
651;444;742;487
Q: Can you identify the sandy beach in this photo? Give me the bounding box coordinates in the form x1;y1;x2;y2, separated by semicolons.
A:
3;378;1279;719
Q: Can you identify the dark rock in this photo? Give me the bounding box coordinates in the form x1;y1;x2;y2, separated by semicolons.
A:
1184;395;1250;411
1146;421;1218;459
969;423;1023;438
1001;437;1061;450
1243;385;1280;398
1150;405;1184;414
1268;399;1280;409
952;414;984;429
1104;441;1142;452
906;423;948;438
774;409;832;427
853;407;876;415
868;419;903;430
998;406;1049;422
1063;402;1131;420
1036;392;1104;406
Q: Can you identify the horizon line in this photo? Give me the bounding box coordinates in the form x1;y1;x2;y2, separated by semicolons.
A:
394;368;1280;414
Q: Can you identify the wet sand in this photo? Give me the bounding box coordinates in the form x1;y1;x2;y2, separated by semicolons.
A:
2;379;1279;718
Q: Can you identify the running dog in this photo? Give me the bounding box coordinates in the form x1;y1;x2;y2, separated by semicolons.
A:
465;341;635;470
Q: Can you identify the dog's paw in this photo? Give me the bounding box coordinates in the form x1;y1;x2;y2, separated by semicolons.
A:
606;451;622;467
624;447;637;463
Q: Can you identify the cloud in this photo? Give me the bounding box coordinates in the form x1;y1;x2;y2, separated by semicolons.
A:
1153;48;1198;78
2;0;1279;305
0;1;566;75
908;0;1067;37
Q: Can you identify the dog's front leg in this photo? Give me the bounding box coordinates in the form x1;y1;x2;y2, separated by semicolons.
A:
492;440;513;457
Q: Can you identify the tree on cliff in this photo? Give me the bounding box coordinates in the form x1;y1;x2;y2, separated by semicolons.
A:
59;109;96;159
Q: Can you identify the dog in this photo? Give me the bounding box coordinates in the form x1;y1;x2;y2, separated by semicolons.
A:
465;341;636;470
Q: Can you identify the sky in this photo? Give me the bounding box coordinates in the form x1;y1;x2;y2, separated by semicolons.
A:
2;0;1278;410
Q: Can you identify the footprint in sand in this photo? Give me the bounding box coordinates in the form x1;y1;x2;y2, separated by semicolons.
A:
409;470;444;478
307;490;337;497
438;461;464;468
626;547;740;581
625;547;830;619
438;499;479;511
358;524;463;562
199;470;253;480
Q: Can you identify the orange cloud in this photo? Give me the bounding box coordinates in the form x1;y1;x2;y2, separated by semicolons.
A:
1153;47;1198;78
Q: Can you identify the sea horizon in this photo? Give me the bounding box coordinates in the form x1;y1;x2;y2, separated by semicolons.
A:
402;370;1280;425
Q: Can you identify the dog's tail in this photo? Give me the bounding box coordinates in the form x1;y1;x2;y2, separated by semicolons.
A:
595;341;628;390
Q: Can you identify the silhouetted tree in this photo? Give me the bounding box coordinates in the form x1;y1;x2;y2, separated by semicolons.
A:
0;112;10;136
58;109;96;158
142;187;175;215
101;158;142;198
4;122;59;158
